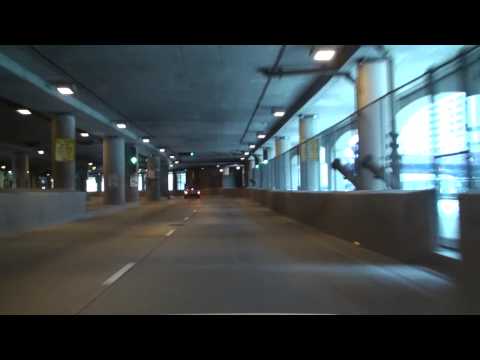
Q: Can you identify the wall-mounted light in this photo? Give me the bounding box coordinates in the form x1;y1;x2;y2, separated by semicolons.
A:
17;109;32;115
37;150;45;155
80;132;89;137
116;123;127;129
313;49;335;61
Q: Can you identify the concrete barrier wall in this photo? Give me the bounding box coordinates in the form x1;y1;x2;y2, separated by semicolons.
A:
0;190;87;236
245;188;437;262
459;193;480;289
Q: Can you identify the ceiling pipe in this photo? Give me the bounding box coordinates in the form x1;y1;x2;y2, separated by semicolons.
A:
253;45;360;151
259;67;355;84
239;45;287;145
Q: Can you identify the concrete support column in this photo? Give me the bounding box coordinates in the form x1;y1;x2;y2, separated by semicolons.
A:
14;152;30;189
356;58;392;190
125;144;139;202
147;155;162;200
299;115;320;191
173;172;178;192
248;157;256;187
160;157;169;197
76;161;89;192
95;174;102;193
51;113;76;190
103;136;126;205
275;136;287;190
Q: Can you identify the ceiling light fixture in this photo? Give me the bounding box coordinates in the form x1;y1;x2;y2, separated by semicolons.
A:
190;152;194;156
37;150;45;155
249;144;256;149
272;109;285;117
159;148;166;153
17;109;32;115
169;155;175;159
1;165;6;170
244;151;250;156
116;123;127;129
142;137;150;143
240;157;245;161
88;162;93;166
80;132;89;137
313;49;336;61
56;86;75;95
257;133;266;139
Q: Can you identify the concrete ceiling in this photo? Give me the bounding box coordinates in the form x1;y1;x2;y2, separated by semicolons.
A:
0;45;359;170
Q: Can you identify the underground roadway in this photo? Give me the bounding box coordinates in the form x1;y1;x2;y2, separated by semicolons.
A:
0;195;466;315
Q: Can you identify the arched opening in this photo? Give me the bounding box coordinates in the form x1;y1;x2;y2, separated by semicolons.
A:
290;153;300;191
396;91;469;248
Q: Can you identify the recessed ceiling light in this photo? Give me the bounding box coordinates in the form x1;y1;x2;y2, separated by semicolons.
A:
56;86;74;95
88;162;93;166
249;144;256;149
142;137;150;143
37;150;45;155
313;49;335;61
240;157;245;161
169;155;175;159
257;134;267;139
273;111;285;117
80;132;89;137
17;109;32;115
116;123;127;129
244;151;250;156
159;148;166;153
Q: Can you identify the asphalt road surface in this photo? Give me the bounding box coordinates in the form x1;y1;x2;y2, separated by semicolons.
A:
0;196;466;314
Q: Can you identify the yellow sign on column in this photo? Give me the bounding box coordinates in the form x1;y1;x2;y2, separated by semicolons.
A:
55;138;75;161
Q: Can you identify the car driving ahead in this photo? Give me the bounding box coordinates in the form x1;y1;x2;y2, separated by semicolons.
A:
184;185;201;199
